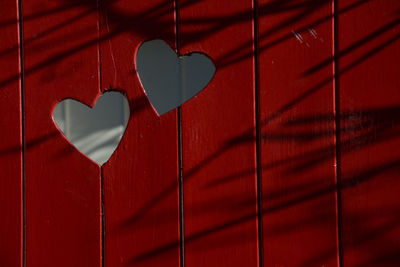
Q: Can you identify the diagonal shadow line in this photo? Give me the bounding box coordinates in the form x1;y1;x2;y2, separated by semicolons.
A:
215;0;331;67
1;0;321;171
179;0;325;42
218;0;377;69
0;0;380;94
285;127;400;175
258;31;400;129
114;101;400;228
204;115;400;189
179;0;331;70
0;8;95;59
0;2;167;90
180;0;301;24
0;1;396;266
0;2;82;27
299;213;400;267
0;0;327;86
0;0;189;89
285;105;400;126
2;0;396;260
0;130;59;157
119;28;400;229
346;214;400;267
109;22;400;245
303;16;400;76
0;0;375;90
338;33;400;74
126;157;400;264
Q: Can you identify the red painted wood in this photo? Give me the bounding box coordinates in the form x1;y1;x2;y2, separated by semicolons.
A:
258;0;339;266
2;0;397;265
0;1;22;266
99;0;180;266
22;1;102;266
179;1;259;266
337;0;400;266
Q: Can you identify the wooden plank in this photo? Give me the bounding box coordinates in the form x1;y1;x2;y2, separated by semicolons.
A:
99;0;180;266
179;1;259;266
337;0;400;266
258;0;339;265
0;1;23;266
22;1;102;266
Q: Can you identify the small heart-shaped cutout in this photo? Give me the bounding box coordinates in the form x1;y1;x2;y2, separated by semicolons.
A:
53;91;130;165
136;39;215;115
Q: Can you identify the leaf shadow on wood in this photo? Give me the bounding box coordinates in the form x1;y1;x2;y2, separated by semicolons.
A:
123;104;400;264
0;0;399;266
0;0;376;88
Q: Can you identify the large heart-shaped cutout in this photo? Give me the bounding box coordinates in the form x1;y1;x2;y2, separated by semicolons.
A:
53;91;130;165
136;39;215;115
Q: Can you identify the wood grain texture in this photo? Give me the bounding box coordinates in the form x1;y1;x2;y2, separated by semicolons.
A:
337;0;400;266
22;0;102;266
99;0;180;266
179;0;259;266
0;0;23;266
258;0;339;266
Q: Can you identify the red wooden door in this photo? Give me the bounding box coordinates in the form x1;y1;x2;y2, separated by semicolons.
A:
1;0;399;266
99;0;181;266
338;0;400;266
22;1;101;266
0;1;23;266
258;0;339;265
179;1;259;266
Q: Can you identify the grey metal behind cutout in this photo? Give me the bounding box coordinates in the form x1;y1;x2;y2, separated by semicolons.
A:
136;39;215;115
52;39;214;165
53;91;129;165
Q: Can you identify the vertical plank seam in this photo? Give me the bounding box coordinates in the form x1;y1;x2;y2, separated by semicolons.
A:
174;0;185;266
333;0;344;266
253;0;263;266
97;0;105;265
101;167;106;267
16;0;26;265
97;0;103;95
177;100;185;267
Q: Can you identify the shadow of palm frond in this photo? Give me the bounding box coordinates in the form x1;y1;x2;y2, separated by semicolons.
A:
125;156;400;264
0;0;384;88
0;0;399;265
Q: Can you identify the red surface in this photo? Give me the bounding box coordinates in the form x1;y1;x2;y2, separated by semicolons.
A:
22;1;102;266
1;0;399;266
179;0;259;266
258;0;339;266
337;0;400;266
0;1;22;266
100;0;180;266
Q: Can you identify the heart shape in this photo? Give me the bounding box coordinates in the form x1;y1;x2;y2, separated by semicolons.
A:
136;39;215;115
53;91;130;165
